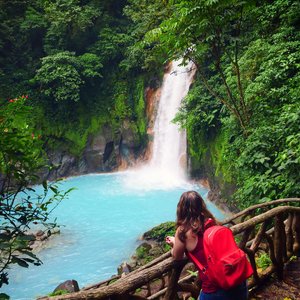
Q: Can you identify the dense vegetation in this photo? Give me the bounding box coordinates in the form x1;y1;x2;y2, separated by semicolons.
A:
0;0;299;294
0;0;165;156
1;0;298;207
133;0;300;208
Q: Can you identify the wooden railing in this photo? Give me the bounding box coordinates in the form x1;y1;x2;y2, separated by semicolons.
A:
39;198;300;300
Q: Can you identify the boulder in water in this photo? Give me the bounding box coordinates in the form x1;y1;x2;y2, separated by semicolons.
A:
117;262;132;276
53;279;79;293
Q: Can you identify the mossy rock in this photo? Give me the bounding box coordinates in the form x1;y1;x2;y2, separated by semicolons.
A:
49;289;69;296
136;242;152;258
149;246;164;257
142;222;176;242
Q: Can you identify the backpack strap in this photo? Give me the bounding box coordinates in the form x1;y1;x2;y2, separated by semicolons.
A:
186;221;214;274
186;251;207;274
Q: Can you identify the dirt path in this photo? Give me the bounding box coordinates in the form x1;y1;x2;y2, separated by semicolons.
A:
250;258;300;300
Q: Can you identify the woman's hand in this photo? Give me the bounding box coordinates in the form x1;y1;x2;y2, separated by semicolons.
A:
165;236;175;247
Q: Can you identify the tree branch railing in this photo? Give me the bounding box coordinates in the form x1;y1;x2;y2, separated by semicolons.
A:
38;198;300;300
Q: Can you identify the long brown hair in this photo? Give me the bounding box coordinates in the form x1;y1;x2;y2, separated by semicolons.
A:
176;191;217;242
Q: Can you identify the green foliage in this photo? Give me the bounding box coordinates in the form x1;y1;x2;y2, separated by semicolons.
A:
175;81;221;134
43;0;100;54
136;246;148;259
113;81;131;121
175;77;234;187
122;0;171;71
135;78;146;135
105;77;148;147
38;110;109;156
48;289;69;296
0;96;72;289
143;222;176;242
187;270;198;278
0;293;10;300
146;0;259;131
34;51;102;102
91;26;131;65
229;11;300;206
0;96;45;184
129;77;147;145
157;0;300;208
78;53;102;79
0;0;299;215
174;76;223;162
0;0;150;159
235;103;300;207
210;128;233;183
34;51;82;102
256;253;272;271
135;243;155;263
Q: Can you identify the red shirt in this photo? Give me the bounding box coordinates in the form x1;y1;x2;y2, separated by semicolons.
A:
188;219;219;293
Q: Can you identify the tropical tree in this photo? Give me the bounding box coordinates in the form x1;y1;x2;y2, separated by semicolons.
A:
0;96;72;296
42;0;100;54
142;0;258;133
34;51;102;102
122;0;171;72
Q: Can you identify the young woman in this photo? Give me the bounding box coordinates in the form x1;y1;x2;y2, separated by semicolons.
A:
166;190;248;300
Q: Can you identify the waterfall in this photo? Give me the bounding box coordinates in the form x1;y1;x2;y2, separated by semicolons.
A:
150;60;195;177
124;60;196;190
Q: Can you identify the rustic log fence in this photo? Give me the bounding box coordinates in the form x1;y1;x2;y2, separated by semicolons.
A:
40;198;300;300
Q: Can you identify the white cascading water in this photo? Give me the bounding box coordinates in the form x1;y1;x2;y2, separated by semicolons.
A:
124;60;196;189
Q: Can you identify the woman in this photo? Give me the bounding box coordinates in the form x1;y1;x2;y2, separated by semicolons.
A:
166;191;248;300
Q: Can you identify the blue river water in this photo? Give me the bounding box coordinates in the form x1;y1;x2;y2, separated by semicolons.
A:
2;172;225;300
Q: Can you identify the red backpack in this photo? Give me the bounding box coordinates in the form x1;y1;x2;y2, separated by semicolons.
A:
188;225;253;290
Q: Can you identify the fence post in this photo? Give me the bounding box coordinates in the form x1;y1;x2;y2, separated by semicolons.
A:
163;261;185;300
285;213;294;258
292;212;300;256
274;214;285;280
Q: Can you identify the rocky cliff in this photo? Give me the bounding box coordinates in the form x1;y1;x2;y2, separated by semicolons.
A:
42;84;161;182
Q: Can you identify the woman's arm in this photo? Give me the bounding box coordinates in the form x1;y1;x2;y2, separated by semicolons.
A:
166;227;186;260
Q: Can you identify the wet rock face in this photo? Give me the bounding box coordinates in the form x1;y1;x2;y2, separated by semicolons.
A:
37;77;163;181
39;152;78;182
39;76;164;181
83;124;121;172
121;120;136;149
145;86;160;140
119;119;148;168
86;134;107;170
84;132;112;172
42;122;147;181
